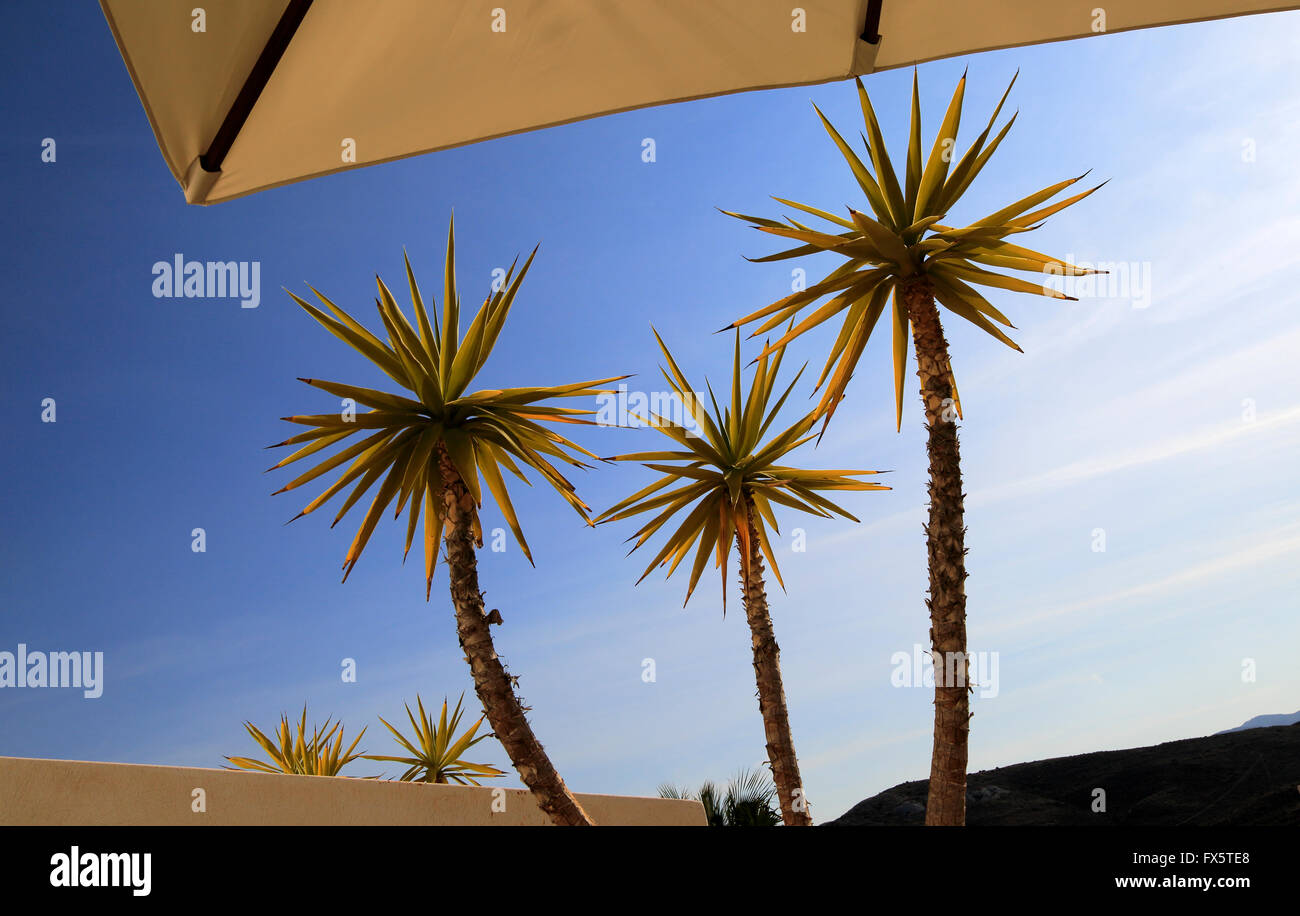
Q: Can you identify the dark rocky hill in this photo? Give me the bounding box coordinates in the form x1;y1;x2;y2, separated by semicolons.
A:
827;722;1300;826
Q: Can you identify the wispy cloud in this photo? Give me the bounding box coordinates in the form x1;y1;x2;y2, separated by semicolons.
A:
969;405;1300;510
987;519;1300;635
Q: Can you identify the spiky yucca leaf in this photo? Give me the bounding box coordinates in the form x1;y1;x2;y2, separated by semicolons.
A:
594;329;888;609
225;707;366;777
363;692;505;785
723;70;1104;430
271;216;629;597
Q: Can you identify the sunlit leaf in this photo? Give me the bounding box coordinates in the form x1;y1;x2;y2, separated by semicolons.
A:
596;331;886;609
274;217;628;597
722;71;1099;433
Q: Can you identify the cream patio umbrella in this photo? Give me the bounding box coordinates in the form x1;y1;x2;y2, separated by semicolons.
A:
102;0;1298;205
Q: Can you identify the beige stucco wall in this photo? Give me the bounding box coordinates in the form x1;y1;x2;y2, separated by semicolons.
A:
0;757;705;826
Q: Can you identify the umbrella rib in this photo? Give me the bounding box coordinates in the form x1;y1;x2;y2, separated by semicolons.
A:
198;0;315;174
861;0;884;44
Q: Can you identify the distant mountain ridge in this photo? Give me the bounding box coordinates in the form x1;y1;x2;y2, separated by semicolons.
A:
1216;710;1300;734
828;722;1300;825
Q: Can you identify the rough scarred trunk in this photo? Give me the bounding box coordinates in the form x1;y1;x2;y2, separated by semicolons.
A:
738;496;813;826
436;443;594;826
902;279;971;827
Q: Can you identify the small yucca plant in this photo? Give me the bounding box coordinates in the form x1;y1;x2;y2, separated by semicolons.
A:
364;693;505;785
225;706;366;777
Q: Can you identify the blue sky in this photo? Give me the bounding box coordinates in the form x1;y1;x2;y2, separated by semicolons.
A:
1;7;1297;822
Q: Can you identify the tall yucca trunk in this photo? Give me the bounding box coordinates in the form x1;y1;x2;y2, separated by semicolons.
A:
436;444;594;826
902;280;971;827
738;497;813;826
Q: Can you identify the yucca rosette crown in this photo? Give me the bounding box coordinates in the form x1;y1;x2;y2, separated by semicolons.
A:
724;70;1104;428
225;707;366;777
594;329;888;608
362;693;505;785
270;217;627;596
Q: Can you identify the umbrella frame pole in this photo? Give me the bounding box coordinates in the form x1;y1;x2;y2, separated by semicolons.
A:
198;0;314;175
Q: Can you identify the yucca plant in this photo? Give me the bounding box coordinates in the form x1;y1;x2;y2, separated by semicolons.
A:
225;706;365;777
723;70;1102;824
596;329;887;825
364;693;506;785
270;216;626;825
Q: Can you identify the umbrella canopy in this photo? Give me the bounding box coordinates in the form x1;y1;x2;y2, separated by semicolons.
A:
102;0;1298;205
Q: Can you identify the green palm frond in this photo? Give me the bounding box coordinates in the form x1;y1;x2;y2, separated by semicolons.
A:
225;706;366;777
594;329;888;609
722;767;783;827
270;215;629;597
363;693;505;786
657;768;781;826
723;70;1104;430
